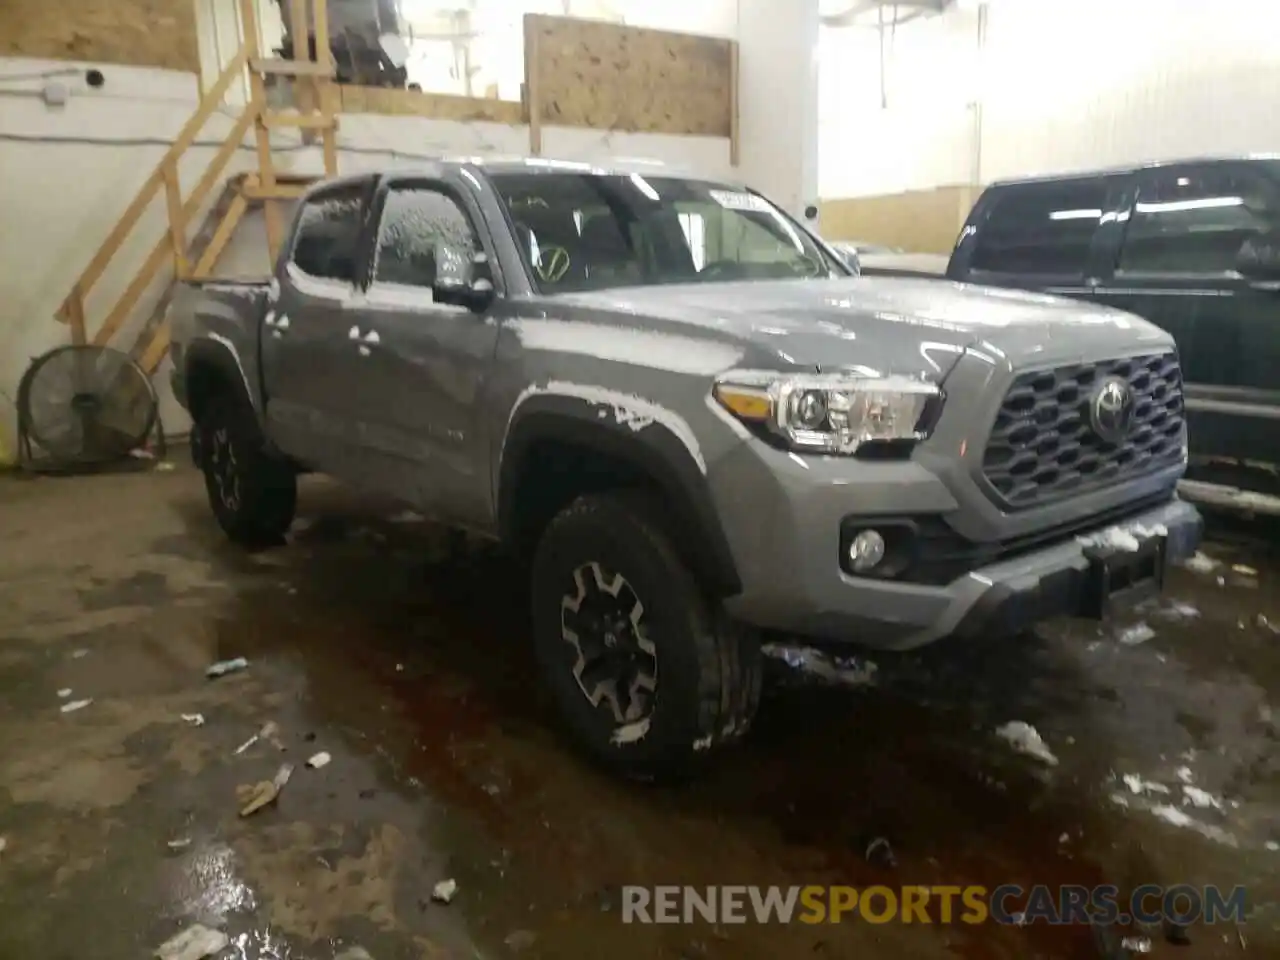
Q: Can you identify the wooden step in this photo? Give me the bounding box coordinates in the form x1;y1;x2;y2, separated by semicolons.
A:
251;57;334;78
263;111;338;129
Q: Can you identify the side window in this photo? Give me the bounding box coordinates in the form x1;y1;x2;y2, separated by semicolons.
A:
290;186;365;283
1118;168;1277;274
372;185;480;288
970;180;1108;276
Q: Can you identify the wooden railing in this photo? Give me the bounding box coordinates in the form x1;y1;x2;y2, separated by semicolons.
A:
53;0;339;374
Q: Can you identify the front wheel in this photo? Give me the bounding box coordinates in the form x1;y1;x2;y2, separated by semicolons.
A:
530;491;761;781
199;394;296;547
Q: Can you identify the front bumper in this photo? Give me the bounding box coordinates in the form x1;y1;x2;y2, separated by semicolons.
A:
709;443;1202;651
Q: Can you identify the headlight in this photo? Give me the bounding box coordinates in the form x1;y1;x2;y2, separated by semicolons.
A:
712;371;941;455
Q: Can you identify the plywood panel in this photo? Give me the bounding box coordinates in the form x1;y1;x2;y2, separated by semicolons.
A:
820;185;980;255
338;85;524;125
0;0;199;73
524;14;734;139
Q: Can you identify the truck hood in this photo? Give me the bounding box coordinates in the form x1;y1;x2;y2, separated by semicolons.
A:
555;277;1174;381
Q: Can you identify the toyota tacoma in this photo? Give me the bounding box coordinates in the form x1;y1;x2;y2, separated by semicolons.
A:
168;158;1203;779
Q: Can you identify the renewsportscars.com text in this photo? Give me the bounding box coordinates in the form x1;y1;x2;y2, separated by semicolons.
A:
622;884;1247;926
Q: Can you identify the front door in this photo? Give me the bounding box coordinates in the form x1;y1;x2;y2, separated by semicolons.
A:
340;176;502;526
1091;162;1280;466
261;180;370;475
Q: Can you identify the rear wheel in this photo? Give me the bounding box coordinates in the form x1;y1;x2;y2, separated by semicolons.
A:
199;394;296;547
530;491;761;781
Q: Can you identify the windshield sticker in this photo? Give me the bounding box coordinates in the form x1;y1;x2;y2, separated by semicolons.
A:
709;190;771;212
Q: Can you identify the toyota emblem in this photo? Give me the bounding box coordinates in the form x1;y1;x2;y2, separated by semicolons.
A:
1089;376;1136;444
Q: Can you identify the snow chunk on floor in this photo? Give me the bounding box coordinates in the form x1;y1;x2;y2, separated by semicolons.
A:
1182;551;1218;574
610;716;651;746
995;721;1059;766
1122;774;1171;796
1181;785;1223;810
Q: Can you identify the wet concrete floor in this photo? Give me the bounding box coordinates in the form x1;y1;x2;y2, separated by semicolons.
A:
0;461;1276;959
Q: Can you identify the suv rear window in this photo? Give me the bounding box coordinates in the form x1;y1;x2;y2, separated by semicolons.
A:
971;180;1108;276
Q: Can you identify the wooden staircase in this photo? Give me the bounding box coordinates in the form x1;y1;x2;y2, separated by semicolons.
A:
53;0;341;376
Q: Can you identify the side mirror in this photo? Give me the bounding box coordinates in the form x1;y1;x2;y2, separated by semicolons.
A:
432;245;495;311
1236;231;1280;281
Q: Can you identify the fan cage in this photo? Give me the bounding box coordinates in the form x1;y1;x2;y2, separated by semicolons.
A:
16;344;162;470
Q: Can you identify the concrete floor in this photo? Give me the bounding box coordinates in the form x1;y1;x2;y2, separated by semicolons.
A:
0;461;1276;960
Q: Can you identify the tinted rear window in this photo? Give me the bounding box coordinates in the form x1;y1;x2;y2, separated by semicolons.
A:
971;180;1109;276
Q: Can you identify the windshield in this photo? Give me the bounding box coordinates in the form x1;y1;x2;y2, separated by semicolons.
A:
488;171;850;293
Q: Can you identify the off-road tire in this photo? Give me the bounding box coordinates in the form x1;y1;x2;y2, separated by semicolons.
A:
199;393;296;547
530;491;761;781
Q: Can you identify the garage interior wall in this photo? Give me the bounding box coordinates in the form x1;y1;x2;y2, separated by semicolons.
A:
0;0;819;464
818;0;1280;250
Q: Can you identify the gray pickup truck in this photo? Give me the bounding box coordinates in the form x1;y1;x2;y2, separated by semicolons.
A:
169;158;1203;779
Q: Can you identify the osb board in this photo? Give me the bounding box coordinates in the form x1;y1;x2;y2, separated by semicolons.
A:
525;14;733;138
337;85;525;125
820;185;981;255
0;0;199;73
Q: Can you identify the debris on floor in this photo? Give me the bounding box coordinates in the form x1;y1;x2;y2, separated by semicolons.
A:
1122;774;1171;796
206;657;248;679
1117;622;1156;646
994;720;1059;766
1154;599;1199;620
610;717;651;746
235;720;283;755
1257;613;1279;634
306;751;331;769
389;510;425;524
69;648;88;659
1232;563;1258;576
181;713;205;727
505;930;537;952
0;836;7;855
761;642;878;687
1181;785;1224;810
432;878;458;904
59;698;92;714
1120;935;1153;954
864;836;897;868
1149;804;1238;847
237;762;293;817
56;687;71;698
1182;551;1218;574
155;923;230;960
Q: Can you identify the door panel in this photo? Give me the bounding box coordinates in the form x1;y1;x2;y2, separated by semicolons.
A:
352;286;499;521
261;182;371;475
336;177;502;524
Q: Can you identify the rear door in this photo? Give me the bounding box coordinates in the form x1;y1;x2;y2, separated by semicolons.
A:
340;173;503;526
1090;161;1280;464
263;179;373;472
952;176;1116;300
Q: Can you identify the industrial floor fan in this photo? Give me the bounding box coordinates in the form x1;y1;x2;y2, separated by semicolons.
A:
15;345;164;472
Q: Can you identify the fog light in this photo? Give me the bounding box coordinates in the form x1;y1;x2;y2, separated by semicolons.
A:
848;529;886;572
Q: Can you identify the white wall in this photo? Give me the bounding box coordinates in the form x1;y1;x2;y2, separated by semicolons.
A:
0;58;732;462
819;0;1280;198
0;0;822;464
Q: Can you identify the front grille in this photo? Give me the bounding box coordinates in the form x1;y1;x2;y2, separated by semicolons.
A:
981;352;1185;509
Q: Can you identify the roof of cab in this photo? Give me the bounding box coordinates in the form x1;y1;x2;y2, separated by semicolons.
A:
987;153;1280;189
299;156;747;199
